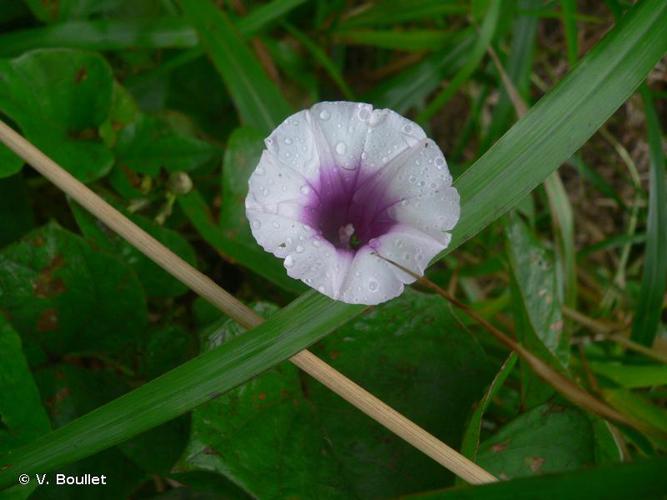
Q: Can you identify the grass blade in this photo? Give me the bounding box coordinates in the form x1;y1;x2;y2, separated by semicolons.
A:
180;0;292;133
630;87;667;346
0;293;363;488
417;1;502;123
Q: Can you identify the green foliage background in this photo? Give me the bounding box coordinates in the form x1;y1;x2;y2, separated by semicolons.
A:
0;0;665;498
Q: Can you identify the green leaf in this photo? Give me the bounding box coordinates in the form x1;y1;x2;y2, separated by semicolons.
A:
505;213;567;407
410;456;667;499
0;223;148;362
0;49;114;182
0;18;198;56
180;292;493;497
23;0;110;23
334;29;457;51
180;0;292;134
631;87;667;346
0;315;50;451
365;31;473;114
460;353;518;463
417;0;502;123
476;403;595;479
337;0;466;28
0;174;34;248
114;114;218;176
441;0;667;258
0;292;363;488
70;201;198;298
590;361;667;388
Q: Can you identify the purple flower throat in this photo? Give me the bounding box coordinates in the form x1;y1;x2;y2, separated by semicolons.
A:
301;163;398;253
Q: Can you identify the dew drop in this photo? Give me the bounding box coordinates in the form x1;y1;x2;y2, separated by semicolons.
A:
295;245;305;253
358;107;371;121
408;175;416;184
284;255;294;268
300;185;311;195
335;142;347;155
313;239;321;248
255;166;265;175
318;286;326;293
368;279;379;292
284;137;293;145
361;151;368;161
435;157;445;169
400;199;409;206
417;180;426;187
403;124;413;134
319;109;330;120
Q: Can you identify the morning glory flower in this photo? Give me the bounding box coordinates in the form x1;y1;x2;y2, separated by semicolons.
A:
245;101;459;305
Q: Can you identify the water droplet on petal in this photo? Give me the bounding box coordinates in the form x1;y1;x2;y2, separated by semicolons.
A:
313;239;321;247
300;185;311;195
252;220;261;229
358;107;371;121
361;151;368;161
284;255;294;268
284;137;293;145
400;199;409;206
295;245;304;253
408;175;416;184
368;279;379;292
335;142;347;155
318;285;326;293
319;110;330;120
255;167;265;175
272;221;280;229
435;157;445;169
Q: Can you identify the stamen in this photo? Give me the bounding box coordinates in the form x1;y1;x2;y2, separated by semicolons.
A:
338;223;355;248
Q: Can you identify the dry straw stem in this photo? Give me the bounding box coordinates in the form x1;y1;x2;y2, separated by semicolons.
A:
0;120;496;486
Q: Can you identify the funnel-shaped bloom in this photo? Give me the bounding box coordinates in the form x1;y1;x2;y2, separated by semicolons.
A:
246;102;459;305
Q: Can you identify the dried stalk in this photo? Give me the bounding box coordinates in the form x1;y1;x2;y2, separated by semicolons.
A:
0;119;496;485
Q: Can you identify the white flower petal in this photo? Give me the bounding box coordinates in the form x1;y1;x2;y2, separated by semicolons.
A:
360;107;427;175
389;186;460;244
247;151;312;215
264;110;320;180
371;224;447;283
309;101;371;172
340;246;404;306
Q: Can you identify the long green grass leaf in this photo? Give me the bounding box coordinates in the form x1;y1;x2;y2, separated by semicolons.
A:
0;294;363;488
630;87;667;346
180;0;292;133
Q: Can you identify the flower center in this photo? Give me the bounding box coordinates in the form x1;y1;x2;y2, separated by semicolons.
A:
301;165;398;252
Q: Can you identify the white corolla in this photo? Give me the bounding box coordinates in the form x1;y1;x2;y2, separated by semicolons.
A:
245;101;459;305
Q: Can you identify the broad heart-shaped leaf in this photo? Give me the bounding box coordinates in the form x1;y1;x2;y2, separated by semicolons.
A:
0;223;148;364
0;315;50;451
0;316;50;500
70;200;198;298
114;113;219;176
33;364;147;498
179;291;494;498
505;213;567;408
476;403;595;479
0;49;113;182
